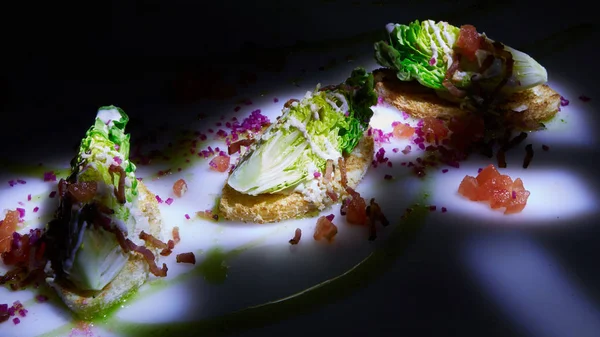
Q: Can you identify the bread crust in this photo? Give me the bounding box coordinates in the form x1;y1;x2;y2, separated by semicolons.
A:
373;68;560;128
46;181;163;320
219;136;374;224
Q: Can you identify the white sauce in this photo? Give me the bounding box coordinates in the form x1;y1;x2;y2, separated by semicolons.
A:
97;108;122;127
285;116;341;161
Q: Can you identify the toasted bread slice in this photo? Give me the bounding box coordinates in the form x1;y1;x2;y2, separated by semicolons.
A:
219;136;374;224
46;181;163;320
374;68;561;128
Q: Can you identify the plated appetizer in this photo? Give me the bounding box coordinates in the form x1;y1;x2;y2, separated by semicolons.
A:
374;19;560;130
219;68;378;223
44;106;167;319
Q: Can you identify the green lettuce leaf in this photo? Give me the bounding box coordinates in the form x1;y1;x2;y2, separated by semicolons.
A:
227;67;376;196
374;19;548;95
60;106;139;291
375;20;459;90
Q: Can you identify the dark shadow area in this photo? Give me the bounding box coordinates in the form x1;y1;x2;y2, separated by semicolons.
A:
2;1;600;337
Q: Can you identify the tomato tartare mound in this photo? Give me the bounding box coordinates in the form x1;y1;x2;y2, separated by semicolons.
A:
458;164;530;214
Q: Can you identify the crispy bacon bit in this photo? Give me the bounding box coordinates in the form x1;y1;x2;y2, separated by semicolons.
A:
284;98;299;108
228;139;255;155
324;159;334;183
443;54;467;98
67;181;98;203
139;231;168;250
108;165;126;204
523;144;534;169
313;216;338;242
172;226;181;244
326;190;338;202
160;240;175;256
289;228;302;245
172;179;188;198
125;239;168;277
365;199;389;241
338;157;348;188
176;252;196;264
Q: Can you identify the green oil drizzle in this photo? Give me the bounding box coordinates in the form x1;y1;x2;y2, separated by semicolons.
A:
195;248;229;284
96;193;430;337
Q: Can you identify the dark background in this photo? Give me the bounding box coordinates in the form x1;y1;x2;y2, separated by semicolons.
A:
1;1;599;337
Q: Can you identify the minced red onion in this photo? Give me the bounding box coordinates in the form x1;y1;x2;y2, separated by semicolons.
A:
392;148;399;153
8;180;16;187
442;169;448;173
384;174;393;180
402;111;409;120
478;167;483;173
377;96;384;105
325;214;335;221
274;98;279;103
155;195;163;203
16;208;25;218
184;214;190;219
512;190;517;199
35;295;48;303
113;156;122;165
560;96;570;106
27;194;31;201
48;191;56;198
17;180;26;185
33;207;39;213
43;171;56;182
13;317;20;324
313;172;321;178
428;57;436;66
441;207;447;213
165;198;174;205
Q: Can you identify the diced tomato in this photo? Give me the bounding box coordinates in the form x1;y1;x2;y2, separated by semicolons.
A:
0;210;19;253
458;176;480;201
172;178;188;197
209;155;230;172
345;196;368;225
505;190;530;214
457;165;530;214
393;123;415;139
314;216;338;242
455;25;483;62
476;164;501;186
422;117;449;143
